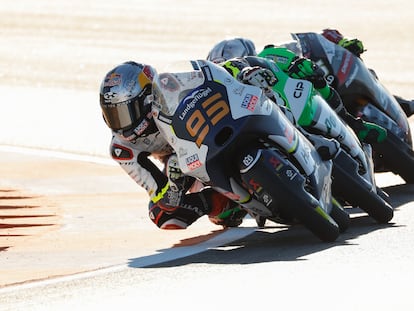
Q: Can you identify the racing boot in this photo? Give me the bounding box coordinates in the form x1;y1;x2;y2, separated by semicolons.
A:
394;95;414;118
344;114;387;144
208;192;247;228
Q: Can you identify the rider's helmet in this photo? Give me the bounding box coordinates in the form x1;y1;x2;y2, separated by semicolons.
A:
99;61;157;141
206;37;257;63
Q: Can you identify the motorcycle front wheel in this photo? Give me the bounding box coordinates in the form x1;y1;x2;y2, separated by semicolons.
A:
330;198;350;233
332;150;394;223
240;148;340;242
372;131;414;184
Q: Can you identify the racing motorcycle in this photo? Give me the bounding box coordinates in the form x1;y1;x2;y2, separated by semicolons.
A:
291;32;414;183
245;56;393;224
152;59;347;242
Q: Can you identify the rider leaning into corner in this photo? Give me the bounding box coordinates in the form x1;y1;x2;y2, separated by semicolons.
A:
318;28;414;118
206;29;414;142
206;36;386;145
99;62;247;230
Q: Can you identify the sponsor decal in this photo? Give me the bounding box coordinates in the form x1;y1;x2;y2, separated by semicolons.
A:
103;91;117;102
143;65;154;80
133;119;150;136
241;94;258;111
260;192;273;207
159;73;180;91
111;144;133;160
242;153;255;167
179;87;213;120
104;73;121;87
285;169;297;180
337;52;354;84
182;203;204;216
249;178;262;192
293;81;304;99
185;154;202;170
166;190;182;206
269;156;283;171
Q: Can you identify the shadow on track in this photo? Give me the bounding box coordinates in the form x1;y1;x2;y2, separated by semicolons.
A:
128;183;410;268
128;216;396;267
382;183;414;208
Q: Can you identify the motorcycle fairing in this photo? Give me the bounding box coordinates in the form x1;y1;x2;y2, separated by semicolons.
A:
292;32;410;141
153;60;332;214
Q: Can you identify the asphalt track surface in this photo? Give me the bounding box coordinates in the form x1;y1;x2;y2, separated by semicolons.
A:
1;0;414;310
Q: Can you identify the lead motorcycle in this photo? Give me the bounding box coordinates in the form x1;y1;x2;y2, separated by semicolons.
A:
291;32;414;183
152;59;346;242
244;56;393;224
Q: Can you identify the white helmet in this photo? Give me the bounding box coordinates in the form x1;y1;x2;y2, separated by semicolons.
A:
206;38;257;63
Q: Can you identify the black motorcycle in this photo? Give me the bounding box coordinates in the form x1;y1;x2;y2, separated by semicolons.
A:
292;32;414;183
152;60;348;241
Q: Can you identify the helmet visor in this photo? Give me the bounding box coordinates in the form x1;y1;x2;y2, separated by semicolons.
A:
101;99;140;131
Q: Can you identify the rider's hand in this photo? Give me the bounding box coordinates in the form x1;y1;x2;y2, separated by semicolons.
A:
239;66;277;90
288;58;327;89
338;38;365;57
288;58;315;78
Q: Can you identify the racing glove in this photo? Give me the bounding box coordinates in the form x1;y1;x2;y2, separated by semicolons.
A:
288;58;330;98
338;38;365;57
321;29;365;57
238;66;278;90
